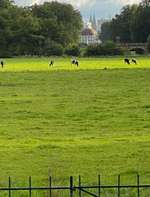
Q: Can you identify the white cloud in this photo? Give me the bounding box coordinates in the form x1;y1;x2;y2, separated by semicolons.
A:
14;0;141;18
31;0;96;8
15;0;141;8
115;0;141;5
32;0;141;6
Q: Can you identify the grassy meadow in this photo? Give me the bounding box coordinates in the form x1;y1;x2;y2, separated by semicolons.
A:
2;56;150;71
0;57;150;195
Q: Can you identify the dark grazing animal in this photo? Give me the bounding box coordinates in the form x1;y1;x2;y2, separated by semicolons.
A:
132;59;137;64
124;58;130;65
49;60;54;66
1;61;4;68
71;59;79;67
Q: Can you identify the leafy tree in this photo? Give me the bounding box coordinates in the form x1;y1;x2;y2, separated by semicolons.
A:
43;39;64;56
7;6;41;55
147;34;150;52
131;0;150;42
65;45;80;56
100;0;150;43
0;3;13;57
0;0;13;8
141;0;150;7
112;5;138;42
0;1;83;57
100;22;112;42
32;2;83;47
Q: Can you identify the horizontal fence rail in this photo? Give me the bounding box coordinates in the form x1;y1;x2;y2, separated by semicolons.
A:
0;175;150;196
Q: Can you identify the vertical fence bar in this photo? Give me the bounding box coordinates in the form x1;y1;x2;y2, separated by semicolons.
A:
118;175;120;197
137;174;140;197
49;176;52;197
8;176;11;197
70;176;73;197
98;175;101;197
79;175;81;197
29;176;32;197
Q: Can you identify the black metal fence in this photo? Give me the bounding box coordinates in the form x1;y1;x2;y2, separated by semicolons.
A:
0;175;150;197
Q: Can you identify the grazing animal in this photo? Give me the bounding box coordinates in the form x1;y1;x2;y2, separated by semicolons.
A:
132;59;137;64
1;61;4;68
71;59;79;67
124;58;130;65
49;60;54;66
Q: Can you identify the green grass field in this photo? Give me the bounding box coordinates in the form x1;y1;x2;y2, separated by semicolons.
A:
1;56;150;72
0;57;150;195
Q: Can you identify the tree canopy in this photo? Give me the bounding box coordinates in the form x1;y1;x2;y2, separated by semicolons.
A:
0;0;82;57
100;0;150;43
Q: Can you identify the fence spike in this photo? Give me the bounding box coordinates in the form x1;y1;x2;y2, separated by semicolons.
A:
79;175;81;197
8;176;11;197
98;175;101;197
0;175;147;196
137;174;140;197
49;176;52;197
118;175;120;197
70;176;73;197
29;176;32;197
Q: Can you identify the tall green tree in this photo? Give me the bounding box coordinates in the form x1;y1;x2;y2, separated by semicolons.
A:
31;2;83;47
100;21;112;42
0;0;13;8
0;0;83;57
147;34;150;52
100;0;150;43
131;0;150;42
0;0;13;56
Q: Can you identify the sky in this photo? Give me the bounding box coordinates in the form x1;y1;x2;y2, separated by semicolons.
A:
14;0;141;19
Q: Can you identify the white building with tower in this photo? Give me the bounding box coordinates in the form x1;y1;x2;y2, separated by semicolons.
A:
80;16;101;45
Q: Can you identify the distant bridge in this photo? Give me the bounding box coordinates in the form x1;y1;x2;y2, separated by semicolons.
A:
117;43;147;52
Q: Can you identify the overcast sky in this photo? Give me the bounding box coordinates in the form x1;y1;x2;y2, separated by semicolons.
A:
14;0;141;19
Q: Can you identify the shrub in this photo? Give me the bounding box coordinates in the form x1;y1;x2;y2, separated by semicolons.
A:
0;50;12;58
147;35;150;53
65;45;80;56
130;48;145;55
44;41;64;56
84;42;124;56
84;45;99;56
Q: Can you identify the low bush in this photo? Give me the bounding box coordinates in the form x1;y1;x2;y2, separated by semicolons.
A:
84;41;124;56
147;35;150;53
44;41;64;56
65;45;80;56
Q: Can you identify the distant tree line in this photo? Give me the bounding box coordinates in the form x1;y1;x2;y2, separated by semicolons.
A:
100;0;150;44
0;0;82;57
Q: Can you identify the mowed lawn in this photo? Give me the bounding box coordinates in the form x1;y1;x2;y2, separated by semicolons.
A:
0;57;150;190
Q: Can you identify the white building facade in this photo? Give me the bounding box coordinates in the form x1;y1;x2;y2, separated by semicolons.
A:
80;23;101;45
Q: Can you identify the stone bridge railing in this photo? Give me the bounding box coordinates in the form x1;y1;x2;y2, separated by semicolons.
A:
117;43;147;50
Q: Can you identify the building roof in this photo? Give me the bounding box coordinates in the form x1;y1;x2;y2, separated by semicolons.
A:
81;27;97;36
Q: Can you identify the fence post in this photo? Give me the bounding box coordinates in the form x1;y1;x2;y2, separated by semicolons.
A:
137;174;140;197
8;176;11;197
79;175;81;197
98;175;101;197
49;176;52;197
70;176;73;197
118;175;120;197
29;176;32;197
